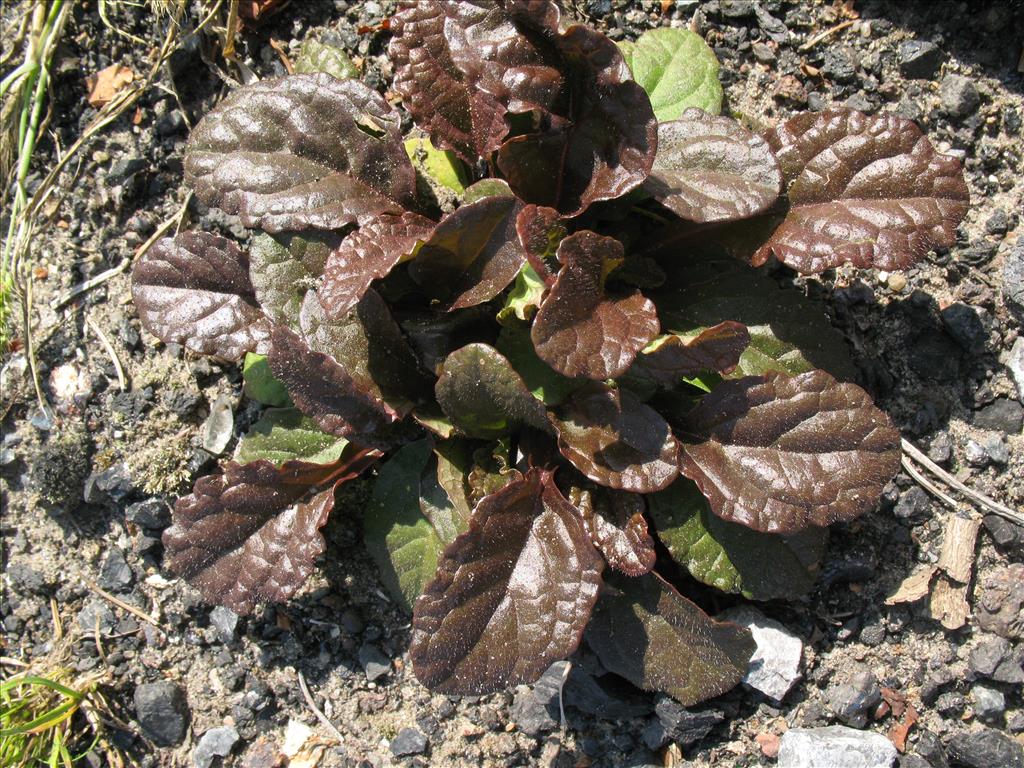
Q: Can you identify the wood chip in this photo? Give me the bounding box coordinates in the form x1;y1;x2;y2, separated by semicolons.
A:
929;574;970;630
936;512;981;583
885;566;936;605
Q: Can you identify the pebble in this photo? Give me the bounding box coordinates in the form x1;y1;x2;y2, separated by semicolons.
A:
389;727;428;757
1004;242;1024;323
898;40;945;79
97;548;134;592
974;398;1024;434
720;607;802;702
969;635;1024;683
777;726;897;768
971;684;1006;722
928;433;953;464
983;514;1022;551
976;564;1024;641
193;726;239;768
510;661;567;736
126;498;172;529
358;643;391;682
940;303;986;351
981;435;1009;464
825;671;882;729
940;74;981;118
894;487;930;520
641;697;723;750
202;394;234;455
1008;338;1024;401
209;606;239;644
947;728;1024;768
134;681;190;746
964;439;990;467
77;599;116;634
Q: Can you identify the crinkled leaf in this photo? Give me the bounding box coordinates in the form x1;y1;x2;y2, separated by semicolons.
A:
496;321;582;406
618;28;722;120
132;232;271;361
405;137;469;195
389;0;563;163
532;231;659;380
679;369;901;534
250;231;341;329
293;39;359;80
164;451;377;614
299;289;431;416
497;263;547;324
410;470;603;694
398;304;497;375
754;109;969;273
419;453;472;546
646;110;781;223
637;322;750;387
243;352;291;407
462;178;514;204
364;439;445;612
409;195;525;311
649;251;858;381
436;343;552;439
467;440;521;506
585;571;754;706
184;74;416;232
648;479;827;600
552;384;679;493
568;484;655;576
498;25;657;216
236;408;348;467
320;211;434;320
267;325;402;447
515;204;564;282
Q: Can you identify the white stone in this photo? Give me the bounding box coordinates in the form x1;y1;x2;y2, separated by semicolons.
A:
778;726;897;768
719;606;802;702
1008;337;1024;402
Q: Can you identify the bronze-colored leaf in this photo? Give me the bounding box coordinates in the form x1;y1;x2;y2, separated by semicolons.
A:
531;231;659;380
515;204;565;282
250;231;341;329
410;470;603;694
569;484;655;576
679;369;902;534
637;321;751;386
754;109;969;273
552;384;680;493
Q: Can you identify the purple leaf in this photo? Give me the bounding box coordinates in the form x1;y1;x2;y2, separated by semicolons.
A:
184;74;416;232
679;369;902;534
646;109;781;223
408;195;526;311
132;232;270;361
515;204;565;284
754;109;970;273
585;571;755;706
410;470;603;693
552;383;680;493
637;321;751;386
532;231;659;380
569;484;655;576
320;211;435;320
163;451;379;614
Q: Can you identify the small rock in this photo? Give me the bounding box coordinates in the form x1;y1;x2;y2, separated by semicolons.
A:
194;726;239;768
976;564;1024;640
974;398;1024;434
969;635;1024;683
777;726;897;768
898;40;944;79
940;74;980;118
562;665;652;720
97;548;134;592
941;303;986;351
135;681;190;747
1009;338;1024;401
965;439;989;467
823;46;858;83
928;434;953;464
83;463;134;505
982;435;1010;465
947;728;1024;768
77;599;116;634
859;621;886;647
641;697;723;750
719;0;754;18
209;606;238;644
752;42;776;64
126;498;171;530
358;643;390;682
986;209;1008;235
971;684;1006;723
825;671;882;729
935;691;966;717
1004;243;1024;323
894;487;930;520
389;727;428;757
511;661;567;736
720;606;802;702
202;394;234;455
983;514;1021;550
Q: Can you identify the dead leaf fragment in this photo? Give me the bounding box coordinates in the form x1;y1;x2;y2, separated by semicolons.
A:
936;512;981;584
86;64;134;108
887;704;918;753
885;566;936;605
930;574;970;630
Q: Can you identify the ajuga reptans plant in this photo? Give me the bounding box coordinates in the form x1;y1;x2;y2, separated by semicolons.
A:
132;1;969;703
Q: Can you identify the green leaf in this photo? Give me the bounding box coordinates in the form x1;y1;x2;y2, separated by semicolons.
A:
293;39;359;80
650;252;857;381
497;263;546;324
364;440;443;613
618;28;722;120
419;454;470;545
243;352;291;407
461;178;514;204
404;137;469;195
235;408;348;466
648;479;827;600
250;231;341;329
495;321;582;406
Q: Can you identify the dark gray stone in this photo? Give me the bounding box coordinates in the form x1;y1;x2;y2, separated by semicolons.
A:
1003;242;1024;322
823;46;858;83
193;726;239;768
974;398;1024;434
77;599;116;634
898;40;944;79
641;697;723;750
928;434;953;464
969;636;1013;678
894;487;930;520
983;514;1022;550
510;661;567;736
97;548;134;592
940;303;987;351
940;74;980;118
971;684;1006;723
719;0;754;18
825;671;882;728
358;643;390;682
947;728;1023;768
126;498;171;530
389;727;428;757
134;681;189;747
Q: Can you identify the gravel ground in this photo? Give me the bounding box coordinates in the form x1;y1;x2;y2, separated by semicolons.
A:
1;1;1022;767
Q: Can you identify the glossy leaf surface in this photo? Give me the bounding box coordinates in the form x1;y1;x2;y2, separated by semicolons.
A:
679;370;901;534
585;572;754;706
647;110;781;223
235;408;349;467
411;470;603;693
532;231;659;380
250;231;340;329
755;109;969;273
132;232;270;361
569;484;655;576
293;39;359;79
242;353;290;407
618;28;722;120
184;74;416;232
495;321;582;406
637;321;751;386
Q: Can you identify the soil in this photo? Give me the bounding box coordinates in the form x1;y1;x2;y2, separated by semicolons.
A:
1;1;1022;767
